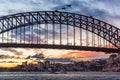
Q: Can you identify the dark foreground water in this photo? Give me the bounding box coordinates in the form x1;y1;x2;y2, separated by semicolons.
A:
0;72;119;80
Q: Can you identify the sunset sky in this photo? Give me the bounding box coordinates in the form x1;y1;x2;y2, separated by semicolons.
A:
0;0;120;68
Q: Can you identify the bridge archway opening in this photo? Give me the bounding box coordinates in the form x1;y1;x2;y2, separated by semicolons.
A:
0;23;116;49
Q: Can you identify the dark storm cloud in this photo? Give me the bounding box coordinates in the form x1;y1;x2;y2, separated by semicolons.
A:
92;0;120;17
95;0;120;5
7;61;18;63
0;0;119;21
34;28;58;35
66;1;109;18
0;55;14;59
26;53;44;59
1;48;23;56
53;0;110;20
9;49;23;56
53;0;120;23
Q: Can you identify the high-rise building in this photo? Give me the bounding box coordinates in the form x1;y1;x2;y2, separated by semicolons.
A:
37;62;44;71
22;61;27;67
44;60;50;68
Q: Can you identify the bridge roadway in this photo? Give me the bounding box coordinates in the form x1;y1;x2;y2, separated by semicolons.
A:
0;43;119;53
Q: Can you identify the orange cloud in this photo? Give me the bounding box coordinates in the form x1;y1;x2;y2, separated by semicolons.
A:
60;51;110;60
105;44;116;48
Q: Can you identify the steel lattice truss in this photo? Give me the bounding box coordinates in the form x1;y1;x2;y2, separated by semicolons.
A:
0;11;119;53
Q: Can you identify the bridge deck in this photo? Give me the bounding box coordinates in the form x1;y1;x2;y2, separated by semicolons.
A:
0;43;119;53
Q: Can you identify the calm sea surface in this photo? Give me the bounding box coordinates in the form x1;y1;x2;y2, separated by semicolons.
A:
0;72;119;80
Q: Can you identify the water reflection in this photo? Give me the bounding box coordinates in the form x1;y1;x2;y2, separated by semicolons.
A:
0;72;119;80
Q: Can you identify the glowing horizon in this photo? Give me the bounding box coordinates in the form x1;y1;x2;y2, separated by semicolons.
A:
0;48;111;68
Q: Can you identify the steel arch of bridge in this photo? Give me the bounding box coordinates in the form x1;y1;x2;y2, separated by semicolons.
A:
0;11;119;53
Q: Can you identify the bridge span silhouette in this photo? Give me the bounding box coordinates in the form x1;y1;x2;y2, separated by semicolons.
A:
0;11;119;53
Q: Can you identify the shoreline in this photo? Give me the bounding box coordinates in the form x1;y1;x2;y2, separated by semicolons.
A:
0;71;120;73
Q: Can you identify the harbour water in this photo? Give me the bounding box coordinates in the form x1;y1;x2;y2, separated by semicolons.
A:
0;72;119;80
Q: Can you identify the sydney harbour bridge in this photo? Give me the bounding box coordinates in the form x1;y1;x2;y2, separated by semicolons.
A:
0;11;119;53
